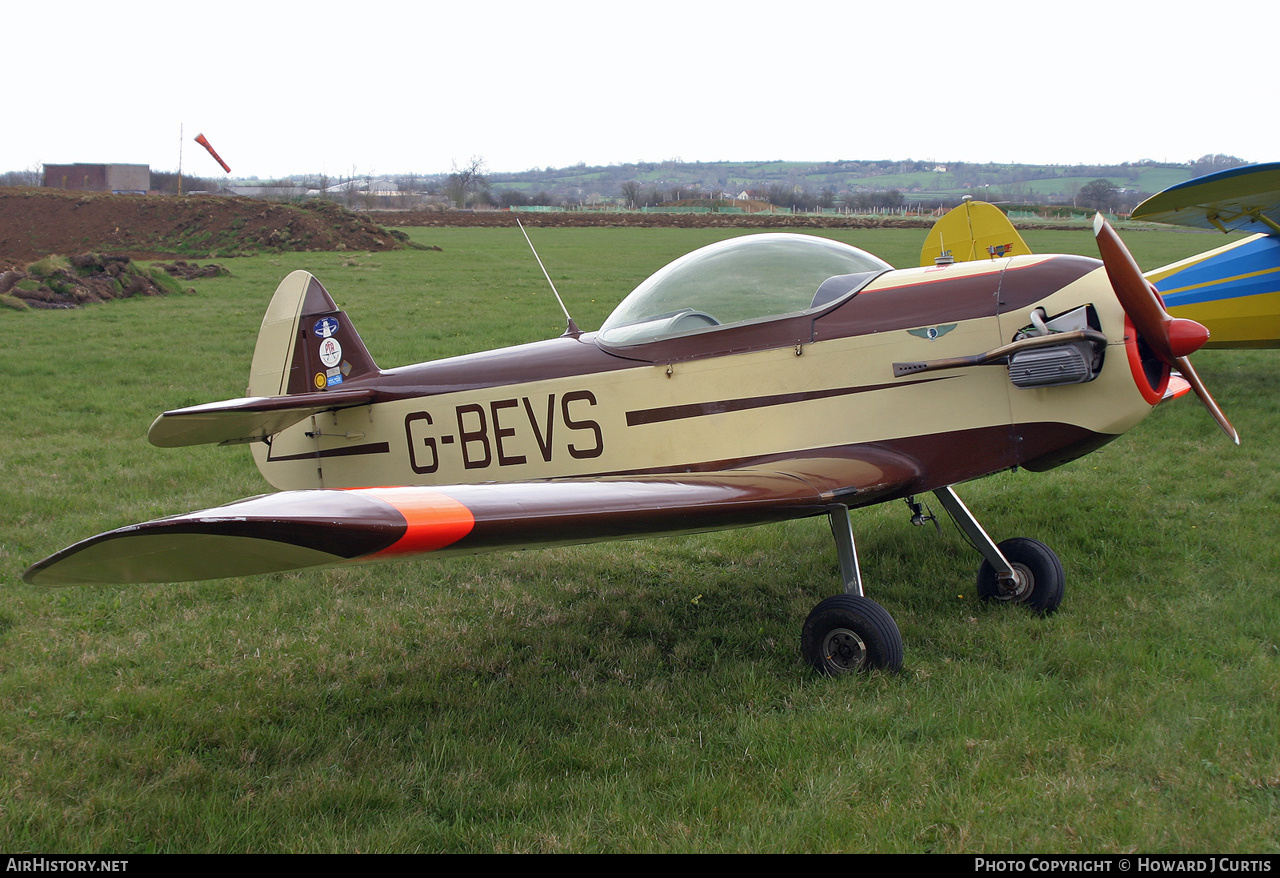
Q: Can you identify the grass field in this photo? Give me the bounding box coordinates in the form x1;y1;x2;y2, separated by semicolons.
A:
2;226;1278;853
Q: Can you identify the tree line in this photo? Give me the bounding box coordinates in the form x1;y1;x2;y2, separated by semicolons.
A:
1;154;1252;214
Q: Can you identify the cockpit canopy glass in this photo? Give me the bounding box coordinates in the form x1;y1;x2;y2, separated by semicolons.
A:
598;233;891;347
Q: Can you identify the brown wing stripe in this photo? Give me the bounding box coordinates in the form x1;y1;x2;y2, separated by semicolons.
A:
432;472;832;551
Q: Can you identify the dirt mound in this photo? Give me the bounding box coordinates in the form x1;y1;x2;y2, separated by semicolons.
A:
2;189;1074;273
0;253;225;310
152;259;233;280
0;189;408;270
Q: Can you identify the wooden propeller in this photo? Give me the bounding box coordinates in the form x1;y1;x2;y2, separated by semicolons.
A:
1094;214;1239;444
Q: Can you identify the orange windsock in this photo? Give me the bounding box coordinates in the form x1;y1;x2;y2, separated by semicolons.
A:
194;133;231;173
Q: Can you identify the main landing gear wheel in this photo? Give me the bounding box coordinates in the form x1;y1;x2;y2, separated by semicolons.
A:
975;537;1064;615
802;594;903;675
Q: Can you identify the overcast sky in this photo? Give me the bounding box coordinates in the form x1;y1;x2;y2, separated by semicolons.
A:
8;0;1274;180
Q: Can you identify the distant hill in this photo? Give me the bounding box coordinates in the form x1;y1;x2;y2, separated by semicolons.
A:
56;154;1243;213
462;154;1251;211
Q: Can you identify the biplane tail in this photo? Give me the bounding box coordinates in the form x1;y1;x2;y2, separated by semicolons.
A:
146;271;381;448
919;199;1032;266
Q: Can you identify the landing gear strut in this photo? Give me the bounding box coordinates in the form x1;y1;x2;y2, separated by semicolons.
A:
802;504;903;675
801;487;1066;675
931;487;1063;614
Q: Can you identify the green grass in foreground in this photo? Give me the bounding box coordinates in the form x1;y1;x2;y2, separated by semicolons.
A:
1;226;1278;852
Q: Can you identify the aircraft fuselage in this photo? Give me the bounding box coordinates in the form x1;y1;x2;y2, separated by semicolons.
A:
254;254;1158;500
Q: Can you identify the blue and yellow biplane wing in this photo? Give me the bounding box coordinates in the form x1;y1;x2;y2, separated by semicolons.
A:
1134;163;1280;349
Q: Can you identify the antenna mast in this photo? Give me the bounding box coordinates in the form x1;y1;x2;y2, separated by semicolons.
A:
517;218;580;337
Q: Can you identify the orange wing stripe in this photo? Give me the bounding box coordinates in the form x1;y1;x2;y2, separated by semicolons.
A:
352;487;476;556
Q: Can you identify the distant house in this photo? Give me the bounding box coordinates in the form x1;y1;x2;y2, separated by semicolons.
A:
43;163;150;194
318;178;401;197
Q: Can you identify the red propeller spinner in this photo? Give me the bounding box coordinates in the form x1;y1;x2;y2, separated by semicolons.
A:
1093;214;1239;445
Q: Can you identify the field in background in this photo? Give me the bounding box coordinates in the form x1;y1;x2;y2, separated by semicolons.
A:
481;159;1202;207
2;226;1277;853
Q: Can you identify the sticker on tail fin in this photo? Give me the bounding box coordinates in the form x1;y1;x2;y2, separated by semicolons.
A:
247;270;378;398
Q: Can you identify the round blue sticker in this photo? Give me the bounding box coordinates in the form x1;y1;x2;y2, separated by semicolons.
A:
313;317;340;338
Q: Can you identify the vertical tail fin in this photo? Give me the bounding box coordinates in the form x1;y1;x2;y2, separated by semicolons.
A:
248;270;379;397
920;200;1032;266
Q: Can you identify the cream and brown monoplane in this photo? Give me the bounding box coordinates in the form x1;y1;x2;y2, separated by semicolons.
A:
25;217;1237;674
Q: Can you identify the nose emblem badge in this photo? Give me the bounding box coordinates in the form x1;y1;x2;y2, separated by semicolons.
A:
908;324;956;341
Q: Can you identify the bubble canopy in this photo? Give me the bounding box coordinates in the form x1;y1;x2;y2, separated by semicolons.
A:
598;233;891;347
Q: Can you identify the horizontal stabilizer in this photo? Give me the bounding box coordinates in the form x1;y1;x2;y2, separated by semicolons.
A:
1132;163;1280;235
147;388;377;447
24;450;921;585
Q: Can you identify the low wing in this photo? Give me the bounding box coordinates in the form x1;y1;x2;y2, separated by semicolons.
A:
147;388;377;447
23;448;921;585
1132;163;1280;235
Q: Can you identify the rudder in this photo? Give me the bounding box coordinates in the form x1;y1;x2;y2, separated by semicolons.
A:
248;270;379;397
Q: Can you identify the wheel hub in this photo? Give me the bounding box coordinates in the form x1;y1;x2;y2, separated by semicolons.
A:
996;562;1034;601
822;627;867;672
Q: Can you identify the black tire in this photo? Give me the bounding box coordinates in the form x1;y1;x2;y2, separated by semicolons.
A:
975;537;1064;614
801;594;903;675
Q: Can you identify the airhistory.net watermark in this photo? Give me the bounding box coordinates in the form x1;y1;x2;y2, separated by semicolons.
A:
5;860;128;872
